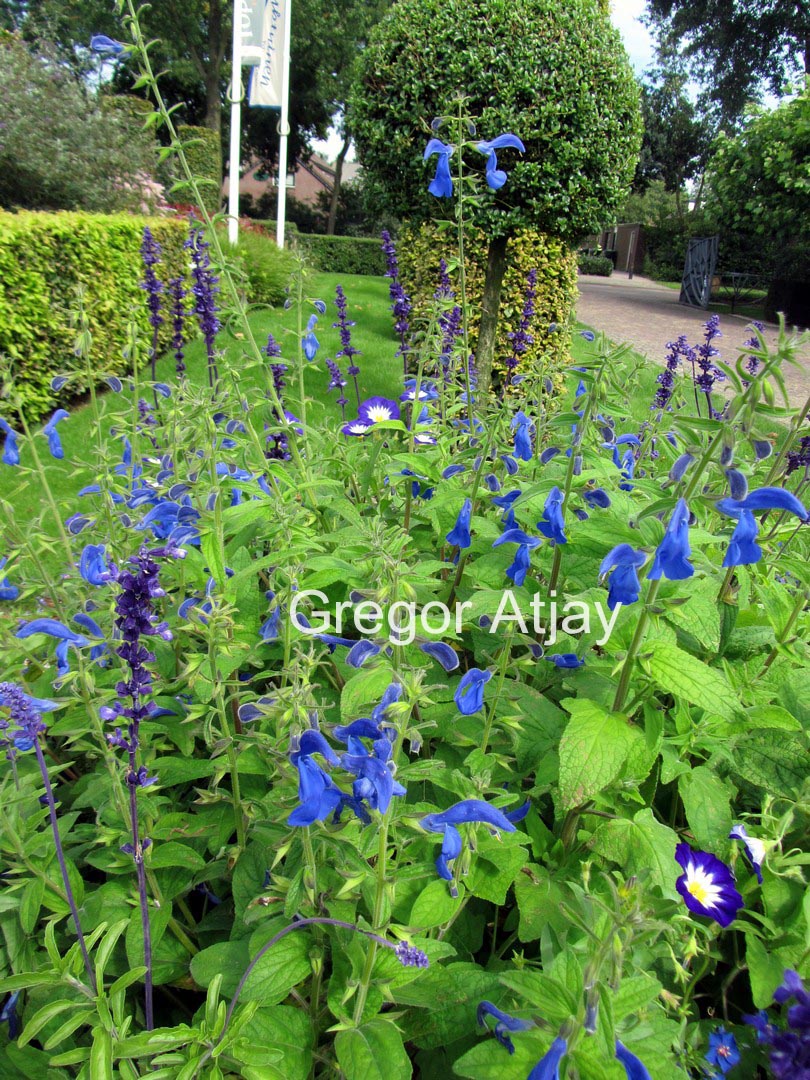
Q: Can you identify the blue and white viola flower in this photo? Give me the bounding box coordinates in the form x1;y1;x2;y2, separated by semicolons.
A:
454;667;492;714
420;799;517;893
648;498;693;581
424;138;454;198
358;396;401;425
342;419;372;437
400;377;438;402
475;133;525;190
729;823;766;883
675;843;744;927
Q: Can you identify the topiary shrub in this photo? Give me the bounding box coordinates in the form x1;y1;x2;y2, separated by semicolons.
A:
351;0;642;388
397;221;578;386
175;125;222;216
218;224;297;306
292;234;387;276
578;254;614;277
0;211;188;420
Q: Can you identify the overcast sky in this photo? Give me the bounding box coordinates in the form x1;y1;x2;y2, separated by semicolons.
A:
313;2;657;161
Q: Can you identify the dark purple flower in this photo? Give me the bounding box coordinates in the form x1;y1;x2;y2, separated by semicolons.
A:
674;843;743;927
168;277;187;378
381;231;412;366
186;226;221;388
506;268;537;376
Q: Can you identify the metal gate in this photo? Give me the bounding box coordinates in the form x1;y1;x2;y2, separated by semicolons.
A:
679;236;719;308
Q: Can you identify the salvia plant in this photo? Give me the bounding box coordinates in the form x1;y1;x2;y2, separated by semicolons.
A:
0;6;809;1079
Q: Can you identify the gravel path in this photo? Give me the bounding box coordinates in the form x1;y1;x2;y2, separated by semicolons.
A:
575;273;810;408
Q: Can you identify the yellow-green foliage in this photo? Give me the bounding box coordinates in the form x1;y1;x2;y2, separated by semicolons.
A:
176;125;222;215
396;222;578;386
0;211;188;420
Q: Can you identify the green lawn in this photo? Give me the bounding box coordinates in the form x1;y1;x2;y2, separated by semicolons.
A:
0;271;662;583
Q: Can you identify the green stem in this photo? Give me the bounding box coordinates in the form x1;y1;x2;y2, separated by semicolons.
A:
612;578;662;713
481;626;515;753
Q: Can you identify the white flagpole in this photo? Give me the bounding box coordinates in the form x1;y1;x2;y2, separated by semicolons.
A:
275;0;292;248
227;0;243;246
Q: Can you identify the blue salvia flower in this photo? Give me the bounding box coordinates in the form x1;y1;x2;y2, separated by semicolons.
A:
302;314;320;361
420;799;516;892
0;557;19;602
475;134;525;190
599;544;647;609
477;1001;533;1053
725;469;748;501
511;410;533;461
346;640;382;668
454;667;492;714
722;509;761;567
288;752;342;826
447;498;473;548
528;1036;568;1079
90;34;127;55
43;409;69;459
647;499;693;581
506;544;532;586
0;417;20;466
669;452;694;481
716;486;808;521
80;544;114;586
0;682;48;753
419;642;459;671
15;619;91;679
537;486;566;544
424;138;454;197
340;736;406;814
0;991;20;1039
615;1041;653;1080
186;226;221;388
545;653;585;669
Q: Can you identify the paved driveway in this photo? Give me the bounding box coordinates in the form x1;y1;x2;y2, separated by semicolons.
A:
576;273;810;407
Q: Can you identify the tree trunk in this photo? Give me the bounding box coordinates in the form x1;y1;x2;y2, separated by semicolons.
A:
327;136;350;235
205;0;224;135
475;234;510;395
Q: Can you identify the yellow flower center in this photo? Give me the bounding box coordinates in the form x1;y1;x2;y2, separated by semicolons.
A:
687;880;709;904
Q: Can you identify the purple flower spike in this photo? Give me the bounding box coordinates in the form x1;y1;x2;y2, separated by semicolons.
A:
674;843;743;927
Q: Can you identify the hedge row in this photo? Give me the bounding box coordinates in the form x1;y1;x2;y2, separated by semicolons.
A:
290;233;387;276
0;211;189;420
396;223;578;387
174;126;222;216
577;253;613;276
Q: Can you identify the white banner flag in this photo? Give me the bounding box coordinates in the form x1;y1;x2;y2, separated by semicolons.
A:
249;0;287;107
239;0;265;66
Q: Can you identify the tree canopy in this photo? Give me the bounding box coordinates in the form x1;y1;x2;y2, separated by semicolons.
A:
645;0;810;126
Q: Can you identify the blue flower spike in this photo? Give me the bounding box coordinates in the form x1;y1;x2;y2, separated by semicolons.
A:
476;133;525;190
674;843;743;927
424;138;454;198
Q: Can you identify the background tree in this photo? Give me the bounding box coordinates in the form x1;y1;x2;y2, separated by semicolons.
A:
351;0;642;390
0;31;160;213
703;88;810;326
644;0;810;126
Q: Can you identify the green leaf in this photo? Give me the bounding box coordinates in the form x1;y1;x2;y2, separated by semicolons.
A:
393;962;503;1050
238;1006;313;1080
612;973;663;1020
558;699;634;811
340;664;396;722
678;766;733;851
409;879;463;930
20;998;82;1048
147;842;207;872
200;528;226;591
19;878;44;935
590;809;678;898
644;643;740;720
153;757;217;786
335;1019;412;1080
746;934;786;1009
663;578;721;653
733;731;807;797
744;704;802;731
241;922;312;1005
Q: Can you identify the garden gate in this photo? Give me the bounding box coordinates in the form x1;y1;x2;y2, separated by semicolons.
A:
679;236;719;308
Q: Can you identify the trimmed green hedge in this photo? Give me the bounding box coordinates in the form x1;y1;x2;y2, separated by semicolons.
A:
176;125;222;215
291;233;387;276
577;254;613;276
396;223;578;387
0;211;189;420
